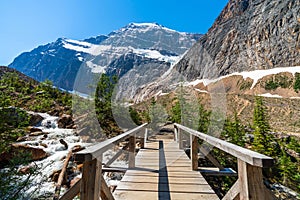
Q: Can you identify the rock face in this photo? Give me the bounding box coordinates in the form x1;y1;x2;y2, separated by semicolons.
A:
134;0;300;102
173;0;300;81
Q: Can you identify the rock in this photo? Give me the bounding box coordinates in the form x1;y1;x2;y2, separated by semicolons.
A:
27;126;42;133
58;114;74;129
50;170;60;182
28;113;44;126
0;144;48;163
70;177;81;187
18;165;33;174
59;139;68;150
40;143;48;148
29;131;44;136
71;145;85;153
16;136;29;142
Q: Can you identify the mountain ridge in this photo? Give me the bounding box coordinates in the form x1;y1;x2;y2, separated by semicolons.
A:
9;23;201;96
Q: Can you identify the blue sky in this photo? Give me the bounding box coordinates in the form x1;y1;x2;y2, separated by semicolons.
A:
0;0;228;65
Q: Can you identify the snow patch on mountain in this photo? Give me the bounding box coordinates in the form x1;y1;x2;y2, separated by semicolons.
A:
188;66;300;88
86;61;106;73
258;93;283;98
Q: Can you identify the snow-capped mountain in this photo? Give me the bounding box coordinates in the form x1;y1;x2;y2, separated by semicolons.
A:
9;23;201;98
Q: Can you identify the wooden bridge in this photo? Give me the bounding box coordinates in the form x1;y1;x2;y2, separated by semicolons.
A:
57;123;276;200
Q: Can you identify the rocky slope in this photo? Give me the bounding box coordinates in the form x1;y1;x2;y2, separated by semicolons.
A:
134;0;300;102
9;23;201;99
174;0;300;80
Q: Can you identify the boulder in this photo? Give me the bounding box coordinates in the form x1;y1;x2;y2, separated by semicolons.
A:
29;131;44;136
58;114;74;129
0;144;48;163
59;139;68;150
18;165;34;175
27;126;43;133
28;113;44;126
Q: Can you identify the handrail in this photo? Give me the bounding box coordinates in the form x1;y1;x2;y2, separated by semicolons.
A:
174;123;276;199
75;123;147;162
174;123;274;168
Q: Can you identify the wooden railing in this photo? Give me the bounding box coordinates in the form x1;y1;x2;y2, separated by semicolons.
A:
174;123;276;200
59;123;148;200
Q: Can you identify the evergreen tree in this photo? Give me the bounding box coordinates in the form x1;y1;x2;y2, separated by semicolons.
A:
198;102;211;133
252;96;277;157
129;107;142;125
95;74;118;136
170;100;181;123
222;113;246;147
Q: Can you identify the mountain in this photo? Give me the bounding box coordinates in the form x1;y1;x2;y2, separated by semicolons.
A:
134;0;300;102
173;0;300;80
9;23;201;97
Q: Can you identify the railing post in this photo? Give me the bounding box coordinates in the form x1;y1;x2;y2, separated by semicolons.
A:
144;128;148;145
174;126;178;142
237;159;271;200
80;157;102;200
191;135;199;170
178;128;183;149
129;134;136;168
140;128;147;149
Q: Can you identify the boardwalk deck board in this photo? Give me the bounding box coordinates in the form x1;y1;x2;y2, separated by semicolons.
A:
114;138;219;200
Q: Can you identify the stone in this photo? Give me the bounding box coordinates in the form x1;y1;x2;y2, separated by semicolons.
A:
0;144;48;163
18;165;33;175
27;126;42;133
59;139;68;150
71;145;85;153
58;114;74;129
29;131;44;136
28;113;44;126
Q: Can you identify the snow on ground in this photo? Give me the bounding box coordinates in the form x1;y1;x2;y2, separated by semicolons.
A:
258;93;283;98
188;66;300;89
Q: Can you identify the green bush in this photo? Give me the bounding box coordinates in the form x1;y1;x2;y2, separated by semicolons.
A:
294;73;300;92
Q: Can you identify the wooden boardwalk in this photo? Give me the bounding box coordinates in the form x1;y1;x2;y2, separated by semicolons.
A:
114;137;219;200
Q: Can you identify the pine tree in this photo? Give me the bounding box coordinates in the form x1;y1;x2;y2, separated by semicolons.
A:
95;74;118;135
222;113;246;147
252;96;276;157
198;102;211;133
170;100;181;123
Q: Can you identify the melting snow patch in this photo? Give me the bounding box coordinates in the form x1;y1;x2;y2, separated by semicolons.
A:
258;93;283;98
187;66;300;89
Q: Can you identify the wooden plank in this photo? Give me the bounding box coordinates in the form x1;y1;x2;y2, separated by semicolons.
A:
80;158;102;200
100;175;115;200
200;146;225;170
75;123;147;162
54;150;73;200
59;179;81;200
128;135;136;168
191;135;198;170
237;159;277;200
175;123;274;167
114;139;218;200
222;180;240;200
105;144;128;167
199;167;237;176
